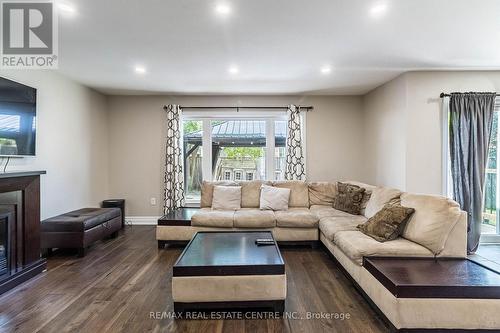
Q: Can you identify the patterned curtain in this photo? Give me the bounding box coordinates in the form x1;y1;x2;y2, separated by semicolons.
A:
164;104;185;213
285;104;306;180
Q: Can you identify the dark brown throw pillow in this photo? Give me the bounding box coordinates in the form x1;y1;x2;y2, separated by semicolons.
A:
333;182;366;215
357;203;415;242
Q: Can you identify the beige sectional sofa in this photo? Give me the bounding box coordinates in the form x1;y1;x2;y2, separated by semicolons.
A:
156;179;474;330
157;180;467;262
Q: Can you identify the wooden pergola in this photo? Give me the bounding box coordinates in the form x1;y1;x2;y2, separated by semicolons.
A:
184;120;286;171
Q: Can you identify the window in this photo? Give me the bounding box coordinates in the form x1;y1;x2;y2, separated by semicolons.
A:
182;112;305;203
212;120;267;181
182;120;203;202
275;120;287;180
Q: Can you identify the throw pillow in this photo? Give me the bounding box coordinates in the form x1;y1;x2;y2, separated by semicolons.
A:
260;185;290;211
212;185;241;210
200;181;238;208
333;182;365;215
357;203;415;242
343;181;376;216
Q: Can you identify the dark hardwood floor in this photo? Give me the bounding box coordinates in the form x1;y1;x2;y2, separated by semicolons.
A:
0;226;389;333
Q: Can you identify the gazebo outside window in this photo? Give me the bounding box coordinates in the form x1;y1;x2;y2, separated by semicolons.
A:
183;119;287;202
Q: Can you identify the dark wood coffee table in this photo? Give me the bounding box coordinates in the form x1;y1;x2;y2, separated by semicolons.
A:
172;231;286;312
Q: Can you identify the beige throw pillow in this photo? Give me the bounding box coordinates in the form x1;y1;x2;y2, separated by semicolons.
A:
200;181;238;208
212;186;241;210
260;185;290;211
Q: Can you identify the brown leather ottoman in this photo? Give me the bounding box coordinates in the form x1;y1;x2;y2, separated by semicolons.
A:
41;208;122;257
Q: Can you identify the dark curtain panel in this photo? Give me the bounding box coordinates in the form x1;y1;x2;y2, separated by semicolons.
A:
449;92;496;254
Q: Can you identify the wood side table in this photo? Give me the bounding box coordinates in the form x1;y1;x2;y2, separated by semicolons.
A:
157;207;199;248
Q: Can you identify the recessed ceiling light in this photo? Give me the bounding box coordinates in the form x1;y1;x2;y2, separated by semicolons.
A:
228;65;239;74
320;66;332;74
370;2;387;18
215;4;231;15
135;66;146;74
58;3;76;15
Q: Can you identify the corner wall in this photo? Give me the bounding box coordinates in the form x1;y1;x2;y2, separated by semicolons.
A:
0;70;110;219
363;71;500;195
362;74;408;190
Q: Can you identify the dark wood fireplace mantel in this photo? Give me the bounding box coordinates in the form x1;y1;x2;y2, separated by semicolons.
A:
0;170;46;295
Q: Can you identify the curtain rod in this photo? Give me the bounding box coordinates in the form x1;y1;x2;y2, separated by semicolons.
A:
163;105;314;111
440;92;500;98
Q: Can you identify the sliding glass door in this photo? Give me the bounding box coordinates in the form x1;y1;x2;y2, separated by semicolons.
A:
183;120;203;202
483;109;499;235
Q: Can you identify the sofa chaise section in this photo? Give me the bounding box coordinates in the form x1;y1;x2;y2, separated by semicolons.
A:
318;183;473;330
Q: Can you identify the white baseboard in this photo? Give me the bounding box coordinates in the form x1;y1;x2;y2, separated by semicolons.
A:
125;216;160;225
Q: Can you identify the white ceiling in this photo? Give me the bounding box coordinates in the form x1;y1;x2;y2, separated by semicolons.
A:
56;0;500;95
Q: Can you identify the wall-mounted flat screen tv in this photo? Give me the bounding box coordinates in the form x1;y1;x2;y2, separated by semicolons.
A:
0;77;36;156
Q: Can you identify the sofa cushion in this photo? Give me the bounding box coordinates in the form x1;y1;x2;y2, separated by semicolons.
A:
401;193;462;255
334;230;434;265
275;208;319;228
319;215;367;241
310;205;360;219
357;203;415;242
344;181;376;216
212;186;241;210
308;182;337;206
191;209;235;227
364;187;402;218
200;181;238;208
240;180;271;208
273;181;309;208
333;182;365;215
260;185;290;211
234;209;276;228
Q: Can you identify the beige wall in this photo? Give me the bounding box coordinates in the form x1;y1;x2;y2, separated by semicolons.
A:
362;74;408;190
4;69;497;218
0;70;109;219
107;95;365;216
363;70;500;195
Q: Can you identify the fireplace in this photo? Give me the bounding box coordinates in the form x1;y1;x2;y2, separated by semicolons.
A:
0;213;9;278
0;171;46;295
